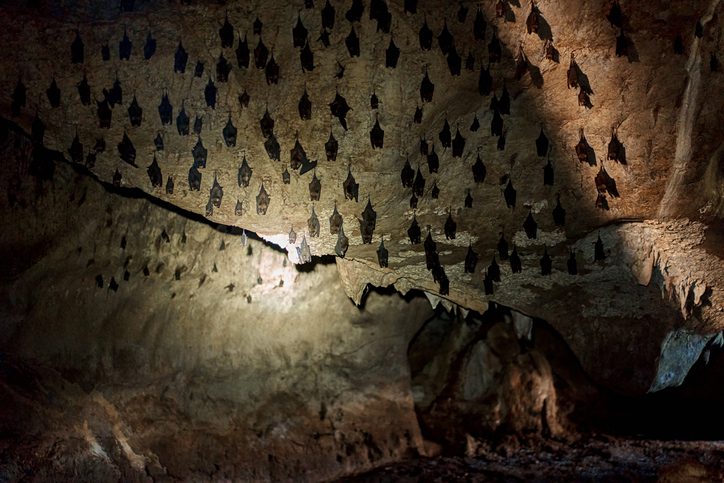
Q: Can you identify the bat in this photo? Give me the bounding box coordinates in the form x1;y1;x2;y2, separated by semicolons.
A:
470;114;480;132
488;256;501;282
174;42;188;73
410;193;417;209
301;40;315;71
117;131;137;166
254;37;269;68
413;167;425;197
370;92;379;110
176;103;189;135
236;34;250;68
166;176;174;194
447;44;462;76
210;173;224;208
465;189;473;208
386;37;400;68
192;137;208;168
474;8;486;40
193;115;202;135
594;233;606;261
427;143;439;173
290;137;308;170
408;215;421;244
68;131;83;163
543;158;554;186
147;155;162;187
439;119;451;148
498;232;509;260
377;237;389;267
260;108;275;138
329;91;351;130
282;166;291;184
265;132;280;161
503;178;516;208
71;30;84;64
414;105;423;124
223;115;237;147
552;194;566;225
238;89;250;108
78;75;91;106
431;181;440;199
155;133;164;151
144;33;156;59
128;95;142;127
360;199;376;244
540;247;552;275
238;155;252;187
510;246;522;273
370;115;384;149
488;29;502;63
220;13;234;48
102;44;110;61
465;51;475;71
217;53;232;82
473;152;486;183
322;0;335;29
46;78;60;108
253;17;263;35
479;63;492;96
256;183;270;214
265;53;279;84
119;28;132;60
523;210;538;239
419;18;432;50
420;68;434;102
345;26;360;57
343;168;359;201
335;224;349;257
97;99;112;128
329;202;342;234
465;244;478;273
567;250;577;275
444;212;456;239
526;2;540;35
346;0;364;22
452;128;465;158
293;14;308;48
205;78;217;108
536;128;549;157
308;205;320;237
309;171;321;201
325;129;338;161
158;93;173;125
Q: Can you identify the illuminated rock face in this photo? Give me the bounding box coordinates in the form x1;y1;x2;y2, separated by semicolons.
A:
0;0;723;477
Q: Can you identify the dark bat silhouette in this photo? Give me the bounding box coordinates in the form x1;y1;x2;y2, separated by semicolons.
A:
238;155;252;187
77;75;91;105
319;29;331;47
536;128;549;157
329;202;343;234
526;2;540;34
414;105;423;124
329;91;351;130
188;165;202;191
220;13;234;48
470;114;480;132
567;250;577;275
174;42;188;73
377;237;389;267
128;95;142;127
293;14;308;48
265;132;280;161
166;176;174;194
113;168;122;187
256;183;270;214
217;53;232;82
444;212;456;240
491;109;503;136
552;194;566;225
370;115;384;148
154;133;164;151
345;26;360;57
458;4;468;22
413;167;425;197
419;18;433;50
176;103;190;135
210;174;223;207
488;256;501;282
193;115;202;135
543;158;554;186
308;205;320;237
427;143;439;173
607;127;625;163
71;30;84;64
235;200;243;216
420;68;434;102
474;8;486;40
504;178;516;208
523;210;538;239
117;131;137;166
147;155;162;187
498;232;509;260
465;244;478;273
144;33;156;60
119;28;132;60
540;247;552;275
479;63;492;95
290;138;308;170
466;51;475;71
431;181;440;199
265;53;279;84
326;129;338;161
473;152;486;183
223;115;237;147
594;233;606;261
192;137;208;168
254;37;269;68
408;215;421;244
438;20;453;55
282;166;291;184
452;128;465;157
447;44;462;76
68;131;83;163
301;40;314;71
238;89;250;108
236;34;250;68
205;78;217;108
253;17;263;35
510;246;522;273
465;189;473;208
158;93;172;125
360;199;376;244
322;0;335;29
370;92;379;109
260;108;275;138
309;171;321;201
346;0;364;22
335;224;349;257
31;114;45;145
343;168;359;201
386;37;400;68
97;99;112;128
46;78;60;108
439;119;451;148
488;29;502;63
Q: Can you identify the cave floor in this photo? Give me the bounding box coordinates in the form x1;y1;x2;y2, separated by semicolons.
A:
341;437;724;482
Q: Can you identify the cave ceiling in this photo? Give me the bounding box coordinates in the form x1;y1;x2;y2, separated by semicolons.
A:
1;0;723;380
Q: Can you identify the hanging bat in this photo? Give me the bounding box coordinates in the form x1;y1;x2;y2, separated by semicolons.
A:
474;8;486;40
470;114;480;132
370;0;391;32
205;78;217;109
491;109;503;136
458;4;468;22
322;0;335;29
223;115;237;147
238;89;250;108
615;29;628;57
536;128;549;157
607;0;623;28
235;199;243;216
510;246;522;273
329;202;342;234
370;115;384;148
452;128;465;158
431;181;440;199
567;250;577;275
77;75;91;105
370;91;379;109
479;63;492;96
265;53;279;84
413;167;425;197
543;158;554;186
488;29;502;63
488;256;501;282
465;244;478;273
343;168;359;201
386;37;400;68
596;193;609;210
325;129;338;161
254;37;269;68
595;166;619;197
289;226;297;244
594;233;606;261
499;83;510;114
419;18;432;50
420;137;429;155
128;95;142;127
345;26;360;57
290;137;308;170
71;30;84;64
220;12;234;48
360;199;377;244
253;17;263;35
377;237;389;267
217;53;232;82
503;178;516;208
552;194;566;225
427;143;439;173
465;52;475;71
68;132;83;163
193;115;202;135
578;88;592;109
282;166;291;184
473;152;486;183
308;205;320;237
607;127;625;163
144;33;156;59
540;247;552;275
523;210;538;239
205;198;214;217
414;105;423;124
102;44;110;61
176;103;190;135
238;155;252;187
410;193;418;209
437;20;453;55
498;232;509;260
97;99;112;128
191;137;208;168
424;229;438;270
335;224;349;257
46;78;60;108
345;0;364;22
447;44;462;76
237;34;250;68
147;155;162;187
293;14;308;48
154;133;164;151
300;40;314;71
119;28;132;60
117;131;137;166
188;165;201;191
514;45;529;80
439;119;451;148
329;91;351;130
567;53;579;89
265;132;280;161
297;235;312;263
158;92;173;125
260;108;275;138
497;131;506;151
319;29;331;47
174;42;188;73
420;68;434;102
309;171;321;201
465;189;473;208
444;212;456;240
526;2;540;34
408;215;421;244
483;271;494;295
256;183;270;214
575;128;592;165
